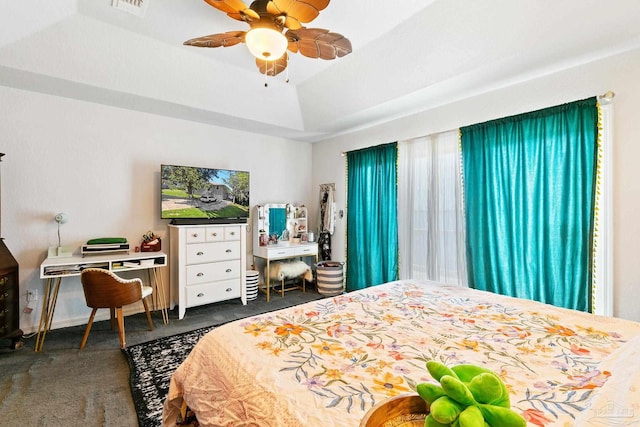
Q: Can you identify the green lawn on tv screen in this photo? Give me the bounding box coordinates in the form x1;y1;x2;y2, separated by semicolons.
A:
162;189;248;219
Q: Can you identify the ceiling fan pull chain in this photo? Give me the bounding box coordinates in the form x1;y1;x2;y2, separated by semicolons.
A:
264;63;269;87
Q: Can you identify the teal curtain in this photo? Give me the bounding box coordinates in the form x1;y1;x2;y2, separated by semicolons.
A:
461;98;598;311
346;143;399;291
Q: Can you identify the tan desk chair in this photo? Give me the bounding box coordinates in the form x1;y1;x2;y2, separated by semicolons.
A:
79;268;154;349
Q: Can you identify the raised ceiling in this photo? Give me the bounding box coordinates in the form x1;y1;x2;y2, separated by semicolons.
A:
1;0;640;142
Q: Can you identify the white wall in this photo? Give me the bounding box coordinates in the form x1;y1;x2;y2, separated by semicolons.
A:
312;47;640;322
4;46;640;337
0;86;312;334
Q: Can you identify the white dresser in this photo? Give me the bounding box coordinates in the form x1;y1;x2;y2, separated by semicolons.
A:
169;224;247;319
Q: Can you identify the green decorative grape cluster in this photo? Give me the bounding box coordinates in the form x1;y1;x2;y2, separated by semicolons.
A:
416;361;526;427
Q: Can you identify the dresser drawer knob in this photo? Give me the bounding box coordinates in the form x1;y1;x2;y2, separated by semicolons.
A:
197;272;204;277
225;288;232;292
192;233;199;238
226;269;232;273
225;249;232;253
229;231;235;236
197;293;204;298
197;251;204;256
212;232;217;237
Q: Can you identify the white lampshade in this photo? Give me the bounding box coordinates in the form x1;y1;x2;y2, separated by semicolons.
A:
245;27;288;60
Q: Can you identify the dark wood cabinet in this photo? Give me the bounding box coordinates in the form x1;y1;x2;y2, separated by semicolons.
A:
0;239;22;349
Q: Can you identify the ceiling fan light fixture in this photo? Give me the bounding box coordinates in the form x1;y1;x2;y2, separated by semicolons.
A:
245;27;288;60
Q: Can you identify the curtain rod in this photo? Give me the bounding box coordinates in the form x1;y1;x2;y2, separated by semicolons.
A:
598;90;615;104
339;92;616;157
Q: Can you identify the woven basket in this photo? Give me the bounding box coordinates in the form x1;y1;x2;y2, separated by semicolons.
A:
360;394;428;427
316;261;344;296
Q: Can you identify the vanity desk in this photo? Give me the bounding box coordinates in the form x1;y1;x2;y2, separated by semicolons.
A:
252;204;318;302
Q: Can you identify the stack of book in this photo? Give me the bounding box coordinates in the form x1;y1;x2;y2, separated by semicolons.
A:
81;237;130;257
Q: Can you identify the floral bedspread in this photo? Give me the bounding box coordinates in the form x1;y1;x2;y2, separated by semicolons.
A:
163;280;640;426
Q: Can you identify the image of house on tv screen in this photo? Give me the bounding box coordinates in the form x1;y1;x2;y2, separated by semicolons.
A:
161;164;250;220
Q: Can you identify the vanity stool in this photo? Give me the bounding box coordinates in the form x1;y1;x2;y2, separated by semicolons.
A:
268;260;313;298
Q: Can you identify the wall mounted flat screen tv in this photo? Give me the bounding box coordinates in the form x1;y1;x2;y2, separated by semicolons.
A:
161;164;250;224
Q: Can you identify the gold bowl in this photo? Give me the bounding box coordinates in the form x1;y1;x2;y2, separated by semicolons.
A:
360;394;428;427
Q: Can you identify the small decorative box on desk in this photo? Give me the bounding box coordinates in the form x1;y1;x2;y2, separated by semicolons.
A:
141;238;161;252
141;230;161;252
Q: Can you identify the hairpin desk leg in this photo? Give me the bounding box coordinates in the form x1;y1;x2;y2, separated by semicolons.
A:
152;267;169;325
34;277;62;352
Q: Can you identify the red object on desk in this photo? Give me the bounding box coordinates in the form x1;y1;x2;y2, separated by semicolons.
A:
141;238;161;252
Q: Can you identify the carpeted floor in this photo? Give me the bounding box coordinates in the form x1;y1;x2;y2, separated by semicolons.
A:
0;288;324;427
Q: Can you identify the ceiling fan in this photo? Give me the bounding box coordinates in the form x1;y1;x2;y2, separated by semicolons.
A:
183;0;352;78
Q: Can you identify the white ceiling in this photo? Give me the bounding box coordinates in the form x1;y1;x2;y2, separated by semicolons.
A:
1;0;640;142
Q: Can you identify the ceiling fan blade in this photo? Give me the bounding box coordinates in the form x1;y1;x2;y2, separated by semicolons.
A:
287;28;351;60
283;15;302;30
256;54;288;76
266;0;329;27
183;31;246;48
203;0;260;21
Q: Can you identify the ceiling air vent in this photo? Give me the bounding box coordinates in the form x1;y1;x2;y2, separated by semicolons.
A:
111;0;149;18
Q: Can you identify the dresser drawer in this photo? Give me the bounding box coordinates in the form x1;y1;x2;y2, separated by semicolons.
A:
204;228;224;242
0;285;14;305
186;260;240;285
0;274;16;331
185;228;206;244
224;226;241;240
186;241;241;264
0;306;11;325
295;245;318;256
186;280;241;306
266;246;296;259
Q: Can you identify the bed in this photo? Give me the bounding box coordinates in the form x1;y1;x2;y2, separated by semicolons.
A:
163;280;640;426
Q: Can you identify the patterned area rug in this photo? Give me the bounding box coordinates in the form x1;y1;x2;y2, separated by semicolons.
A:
122;326;215;427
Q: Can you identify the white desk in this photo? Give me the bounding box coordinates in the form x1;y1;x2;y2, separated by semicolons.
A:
35;251;168;352
253;242;318;302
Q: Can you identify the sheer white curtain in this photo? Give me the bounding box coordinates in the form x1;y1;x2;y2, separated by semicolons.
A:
398;130;467;286
593;98;613;315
